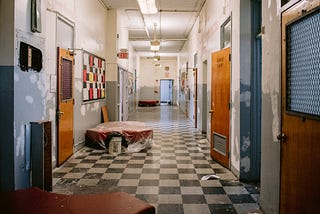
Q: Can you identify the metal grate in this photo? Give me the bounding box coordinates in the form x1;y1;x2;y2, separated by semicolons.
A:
286;9;320;117
61;58;72;100
213;133;226;155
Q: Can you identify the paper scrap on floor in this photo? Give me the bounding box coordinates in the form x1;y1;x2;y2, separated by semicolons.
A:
201;174;220;180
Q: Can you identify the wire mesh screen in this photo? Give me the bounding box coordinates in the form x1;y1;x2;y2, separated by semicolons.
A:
286;10;320;117
61;58;72;100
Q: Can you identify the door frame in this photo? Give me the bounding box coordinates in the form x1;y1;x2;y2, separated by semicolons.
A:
193;68;198;128
201;60;208;134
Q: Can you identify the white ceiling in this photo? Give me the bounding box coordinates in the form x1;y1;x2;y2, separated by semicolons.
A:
102;0;206;55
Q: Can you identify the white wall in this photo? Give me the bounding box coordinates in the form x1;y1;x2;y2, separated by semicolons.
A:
74;0;109;149
260;0;281;213
45;0;109;158
138;57;178;102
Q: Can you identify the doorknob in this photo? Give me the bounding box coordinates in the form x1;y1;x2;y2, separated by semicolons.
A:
57;111;64;119
209;110;214;113
277;133;287;141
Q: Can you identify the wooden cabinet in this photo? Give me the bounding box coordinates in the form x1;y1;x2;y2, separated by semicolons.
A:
31;121;52;191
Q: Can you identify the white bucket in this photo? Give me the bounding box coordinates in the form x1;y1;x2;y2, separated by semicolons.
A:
108;137;122;155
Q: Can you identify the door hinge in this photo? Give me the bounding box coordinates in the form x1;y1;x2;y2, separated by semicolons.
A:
229;54;231;61
228;102;231;110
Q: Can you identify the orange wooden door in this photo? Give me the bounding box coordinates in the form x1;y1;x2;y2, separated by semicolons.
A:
193;68;198;128
57;47;74;166
210;48;230;168
280;2;320;213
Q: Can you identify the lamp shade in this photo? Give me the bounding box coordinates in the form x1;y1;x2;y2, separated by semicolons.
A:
150;40;160;51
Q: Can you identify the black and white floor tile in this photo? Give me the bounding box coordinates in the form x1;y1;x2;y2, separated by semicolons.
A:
53;106;262;214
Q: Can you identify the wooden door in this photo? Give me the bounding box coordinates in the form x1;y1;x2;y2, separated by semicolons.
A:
280;2;320;213
210;48;230;168
193;68;198;128
57;47;74;166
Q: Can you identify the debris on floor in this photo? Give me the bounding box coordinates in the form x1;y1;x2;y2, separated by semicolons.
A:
201;174;220;180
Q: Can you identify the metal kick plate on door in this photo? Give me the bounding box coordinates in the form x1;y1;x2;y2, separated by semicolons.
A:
213;132;227;156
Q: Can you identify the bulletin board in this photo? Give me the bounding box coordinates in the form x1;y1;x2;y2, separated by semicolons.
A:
82;51;106;102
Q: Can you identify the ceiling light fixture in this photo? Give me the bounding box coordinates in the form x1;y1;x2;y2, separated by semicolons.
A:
153;54;160;61
150;23;160;51
155;63;161;67
150;40;160;51
137;0;158;14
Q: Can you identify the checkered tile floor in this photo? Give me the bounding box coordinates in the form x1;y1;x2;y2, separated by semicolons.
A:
53;106;261;214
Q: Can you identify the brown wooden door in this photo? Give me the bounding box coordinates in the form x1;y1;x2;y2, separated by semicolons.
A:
193;68;198;128
57;47;74;166
280;2;320;213
210;48;230;168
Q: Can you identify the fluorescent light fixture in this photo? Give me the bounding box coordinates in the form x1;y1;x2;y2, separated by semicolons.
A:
150;40;160;51
137;0;158;14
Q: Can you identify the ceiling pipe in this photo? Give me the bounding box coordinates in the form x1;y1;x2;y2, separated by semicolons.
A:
127;8;152;40
125;8;197;13
159;9;197;13
180;0;206;51
129;37;188;41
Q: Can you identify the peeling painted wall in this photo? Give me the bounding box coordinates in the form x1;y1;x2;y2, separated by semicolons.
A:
230;0;241;176
260;0;281;213
239;0;253;180
12;0;51;189
179;0;231;133
180;0;263;181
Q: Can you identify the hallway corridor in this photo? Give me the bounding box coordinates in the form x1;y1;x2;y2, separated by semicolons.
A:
52;106;261;213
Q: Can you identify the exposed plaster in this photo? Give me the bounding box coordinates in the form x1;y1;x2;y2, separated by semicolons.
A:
241;135;250;152
37;74;46;98
49;108;55;120
240;91;251;107
271;92;280;142
29;74;37;84
14;72;20;81
240;135;251;173
241;156;250;173
233;136;240;163
81;105;86;116
75;80;82;93
90;102;100;112
15;124;24;157
25;96;34;104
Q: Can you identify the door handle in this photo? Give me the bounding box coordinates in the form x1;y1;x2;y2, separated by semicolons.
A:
209;110;214;113
277;133;287;142
57;111;64;119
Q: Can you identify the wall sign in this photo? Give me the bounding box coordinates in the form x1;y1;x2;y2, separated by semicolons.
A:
82;51;106;102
